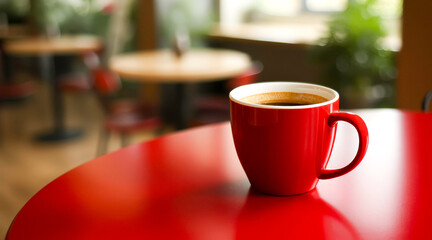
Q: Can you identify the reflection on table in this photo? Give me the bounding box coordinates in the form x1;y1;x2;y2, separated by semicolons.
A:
3;35;102;141
6;109;432;239
109;48;252;129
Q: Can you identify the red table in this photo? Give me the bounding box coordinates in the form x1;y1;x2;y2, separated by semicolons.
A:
6;109;432;239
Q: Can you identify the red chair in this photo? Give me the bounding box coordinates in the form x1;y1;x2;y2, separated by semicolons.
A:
0;81;38;142
0;45;38;141
0;47;37;103
58;52;98;93
0;80;37;103
83;53;161;156
58;72;92;92
190;61;263;127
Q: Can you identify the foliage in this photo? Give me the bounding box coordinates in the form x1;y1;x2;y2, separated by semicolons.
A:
310;0;396;104
158;0;214;48
0;0;29;23
32;0;112;37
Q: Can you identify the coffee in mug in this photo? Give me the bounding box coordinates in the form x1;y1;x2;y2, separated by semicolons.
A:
230;82;369;195
241;91;328;106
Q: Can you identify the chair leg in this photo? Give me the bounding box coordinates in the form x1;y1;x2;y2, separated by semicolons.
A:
96;128;109;157
120;133;129;148
0;108;3;145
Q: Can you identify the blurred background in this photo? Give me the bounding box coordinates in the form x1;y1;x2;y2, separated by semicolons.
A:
1;0;430;237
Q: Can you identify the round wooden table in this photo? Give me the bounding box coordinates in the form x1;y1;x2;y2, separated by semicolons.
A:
3;35;101;55
6;109;432;239
3;35;102;141
110;49;252;82
109;49;252;129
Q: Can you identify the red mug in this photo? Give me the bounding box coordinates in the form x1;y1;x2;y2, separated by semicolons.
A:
230;82;369;195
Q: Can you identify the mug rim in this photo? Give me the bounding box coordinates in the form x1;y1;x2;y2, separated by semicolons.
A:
229;81;339;109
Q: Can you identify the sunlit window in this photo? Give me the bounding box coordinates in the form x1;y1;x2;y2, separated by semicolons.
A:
219;0;401;25
258;0;301;16
259;0;347;15
305;0;347;12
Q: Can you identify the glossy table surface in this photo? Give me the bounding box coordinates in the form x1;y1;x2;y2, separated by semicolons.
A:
6;109;432;239
109;48;251;82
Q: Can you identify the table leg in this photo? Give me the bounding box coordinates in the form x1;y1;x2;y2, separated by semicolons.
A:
161;83;194;130
35;55;82;141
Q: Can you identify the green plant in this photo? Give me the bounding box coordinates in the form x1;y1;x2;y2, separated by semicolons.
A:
310;0;396;108
0;0;29;23
33;0;112;37
158;0;214;48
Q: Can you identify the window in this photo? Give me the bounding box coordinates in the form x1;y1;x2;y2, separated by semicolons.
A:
259;0;347;16
216;0;401;50
259;0;301;16
219;0;400;25
305;0;347;12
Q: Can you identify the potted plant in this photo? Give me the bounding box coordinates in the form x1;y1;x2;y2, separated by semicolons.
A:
310;0;396;108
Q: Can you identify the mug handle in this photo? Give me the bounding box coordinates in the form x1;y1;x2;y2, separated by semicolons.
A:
319;112;369;180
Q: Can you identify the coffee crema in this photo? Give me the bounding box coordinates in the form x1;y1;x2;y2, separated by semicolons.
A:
241;92;328;106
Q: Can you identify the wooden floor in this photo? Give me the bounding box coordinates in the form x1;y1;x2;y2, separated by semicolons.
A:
0;84;158;237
